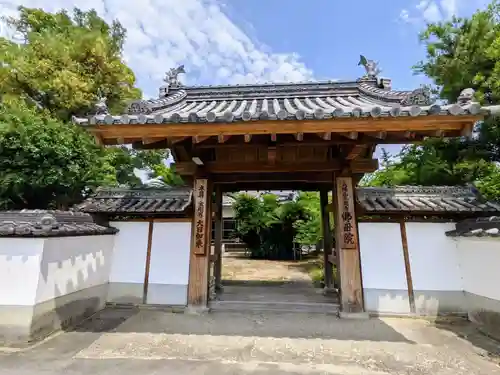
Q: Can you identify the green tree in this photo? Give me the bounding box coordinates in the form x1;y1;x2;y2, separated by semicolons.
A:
363;2;500;199
414;1;500;162
0;6;141;122
0;100;110;209
232;193;312;259
293;192;322;246
0;7;178;209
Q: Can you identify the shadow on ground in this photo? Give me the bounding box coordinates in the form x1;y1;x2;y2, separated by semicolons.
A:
433;318;500;366
67;307;414;343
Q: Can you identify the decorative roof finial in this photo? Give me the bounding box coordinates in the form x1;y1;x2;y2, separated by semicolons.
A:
91;92;109;115
164;65;186;88
457;88;475;104
358;55;381;78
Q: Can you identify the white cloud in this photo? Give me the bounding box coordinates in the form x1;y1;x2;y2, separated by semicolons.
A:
399;0;491;26
0;0;314;98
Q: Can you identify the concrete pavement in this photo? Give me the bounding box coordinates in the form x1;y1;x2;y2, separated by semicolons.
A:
0;307;499;375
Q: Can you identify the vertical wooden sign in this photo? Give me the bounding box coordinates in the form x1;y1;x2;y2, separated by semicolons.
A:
336;177;358;250
193;178;208;255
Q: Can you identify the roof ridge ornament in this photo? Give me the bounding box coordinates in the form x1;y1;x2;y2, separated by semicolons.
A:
164;65;186;89
90;91;109;115
400;85;433;106
457;88;475;105
358;55;382;79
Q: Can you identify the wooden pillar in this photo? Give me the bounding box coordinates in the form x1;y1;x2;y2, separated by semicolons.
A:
334;175;364;313
187;178;212;308
400;219;416;313
214;185;223;290
320;188;333;289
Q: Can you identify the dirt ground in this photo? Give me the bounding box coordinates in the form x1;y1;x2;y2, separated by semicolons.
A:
1;308;499;375
221;251;323;283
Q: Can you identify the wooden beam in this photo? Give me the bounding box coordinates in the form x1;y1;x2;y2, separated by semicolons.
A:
433;129;444;138
461;123;474;139
173;162;198;176
319;132;331;140
404;131;416;140
168;136;189;145
92;116;479;141
187;178;211;307
346;144;368;160
142;221;154;304
142;137;164;145
400;219;416;313
214;172;335;183
193;135;211;144
335;176;363;313
342;131;358;140
217;135;230;143
320;188;333;289
214;186;223;291
198;158;378;174
244;134;252;143
220;181;331;192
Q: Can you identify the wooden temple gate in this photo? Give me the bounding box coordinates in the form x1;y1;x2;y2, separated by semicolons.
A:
73;60;492;314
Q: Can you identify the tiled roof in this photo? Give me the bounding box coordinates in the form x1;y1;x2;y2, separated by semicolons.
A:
446;216;500;237
222;191;296;206
76;187;192;214
0;210;117;237
357;186;500;214
72;78;496;126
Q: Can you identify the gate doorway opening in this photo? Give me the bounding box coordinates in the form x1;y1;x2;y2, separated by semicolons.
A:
209;189;340;313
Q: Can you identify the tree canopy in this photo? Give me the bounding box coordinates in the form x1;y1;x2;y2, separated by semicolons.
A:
364;1;500;200
0;6;181;210
0;6;140;122
231;192;326;259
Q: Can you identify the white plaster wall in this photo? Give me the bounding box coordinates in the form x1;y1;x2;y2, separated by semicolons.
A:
359;223;408;290
358;222;410;313
0;238;45;306
148;222;192;285
222;205;234;219
457;238;500;301
108;221;149;284
35;236;115;304
405;222;462;291
147;221;192;305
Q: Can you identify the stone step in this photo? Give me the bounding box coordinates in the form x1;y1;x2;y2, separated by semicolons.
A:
209;300;340;315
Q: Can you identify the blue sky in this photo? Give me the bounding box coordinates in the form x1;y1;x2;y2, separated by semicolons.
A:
0;0;492;162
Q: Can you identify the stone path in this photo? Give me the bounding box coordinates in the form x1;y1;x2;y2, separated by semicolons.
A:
1;308;499;374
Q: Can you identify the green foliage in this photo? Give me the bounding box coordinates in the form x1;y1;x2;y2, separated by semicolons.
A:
0;7;180;210
232;193;315;260
362;142;500;199
364;2;500;200
293;192;322;246
0;100;109;209
148;162;184;186
0;6;141;122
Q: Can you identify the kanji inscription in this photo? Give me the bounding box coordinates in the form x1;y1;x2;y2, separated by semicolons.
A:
336;177;357;249
193;179;208;255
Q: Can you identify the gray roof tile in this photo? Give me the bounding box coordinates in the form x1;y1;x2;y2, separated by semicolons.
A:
72;79;495;126
76;187;192;214
357;186;500;214
446;216;500;237
0;210;117;237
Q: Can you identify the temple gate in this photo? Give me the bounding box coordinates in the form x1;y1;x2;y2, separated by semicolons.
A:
73;57;496;315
